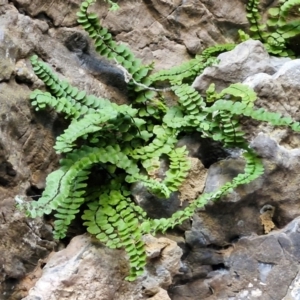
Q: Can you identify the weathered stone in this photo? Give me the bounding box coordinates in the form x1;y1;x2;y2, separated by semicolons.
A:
192;40;277;93
0;212;56;299
173;217;300;299
23;234;182;300
0;28;18;81
178;157;207;204
11;0;81;26
0;80;59;299
241;59;300;146
185;133;300;248
170;133;300;299
2;0;300;299
283;271;300;300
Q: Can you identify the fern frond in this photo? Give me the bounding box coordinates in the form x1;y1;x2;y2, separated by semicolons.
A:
52;168;90;239
149;56;216;86
214;83;257;107
148;44;235;87
172;84;205;115
77;0;152;86
163;146;191;192
30;90;80;118
146;148;264;233
246;0;300;56
200;43;236;58
20;168;67;218
131;126;177;160
206;99;300;131
54;107;140;153
246;0;266;41
279;0;300;20
82;178;148;281
31;56;115;116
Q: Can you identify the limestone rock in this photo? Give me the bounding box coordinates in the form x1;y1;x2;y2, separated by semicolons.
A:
171;134;300;299
192;40;277;93
1;0;299;299
0;212;56;299
11;0;81;26
0;81;59;299
23;234;182;300
178;157;207;204
242;59;300;147
172;218;300;299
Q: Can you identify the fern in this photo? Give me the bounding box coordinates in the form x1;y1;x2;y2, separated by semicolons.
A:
163;146;191;192
77;0;153;89
144;148;264;234
17;0;300;282
148;44;235;86
31;55;115;117
82;177;147;281
148;55;217;86
246;0;300;56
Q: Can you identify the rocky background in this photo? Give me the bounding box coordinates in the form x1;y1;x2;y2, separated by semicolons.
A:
1;0;300;299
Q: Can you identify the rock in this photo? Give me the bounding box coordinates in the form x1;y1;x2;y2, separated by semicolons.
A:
0;79;60;298
170;133;300;299
23;234;182;300
241;59;300;146
192;40;277;93
283;271;300;300
11;0;81;26
90;0;248;69
0;211;56;299
178;157;207;204
186;133;300;247
1;0;300;299
172;217;300;299
0;28;18;81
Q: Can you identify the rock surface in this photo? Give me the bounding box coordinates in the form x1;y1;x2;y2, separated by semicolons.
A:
171;216;300;299
23;234;182;300
1;0;300;300
192;39;278;92
172;134;300;298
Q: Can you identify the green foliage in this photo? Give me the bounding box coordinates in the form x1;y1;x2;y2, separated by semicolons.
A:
17;0;300;282
30;55;114;118
82;177;147;280
76;0;153;92
245;0;300;56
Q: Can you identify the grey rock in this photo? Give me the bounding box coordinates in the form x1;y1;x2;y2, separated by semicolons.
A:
241;58;300;146
269;55;291;71
171;134;300;299
192;40;277;93
0;28;17;81
23;234;182;300
173;217;300;300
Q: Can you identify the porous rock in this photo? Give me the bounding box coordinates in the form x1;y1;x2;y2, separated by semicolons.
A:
242;59;300;146
170;134;300;299
1;0;298;299
192;39;278;92
172;217;300;299
23;234;182;300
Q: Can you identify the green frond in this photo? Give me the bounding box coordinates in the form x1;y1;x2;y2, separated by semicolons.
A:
82;178;147;280
163;146;191;192
245;0;300;56
30;56;115;117
77;0;152;87
19;0;300;283
172;84;205;116
200;43;236;58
